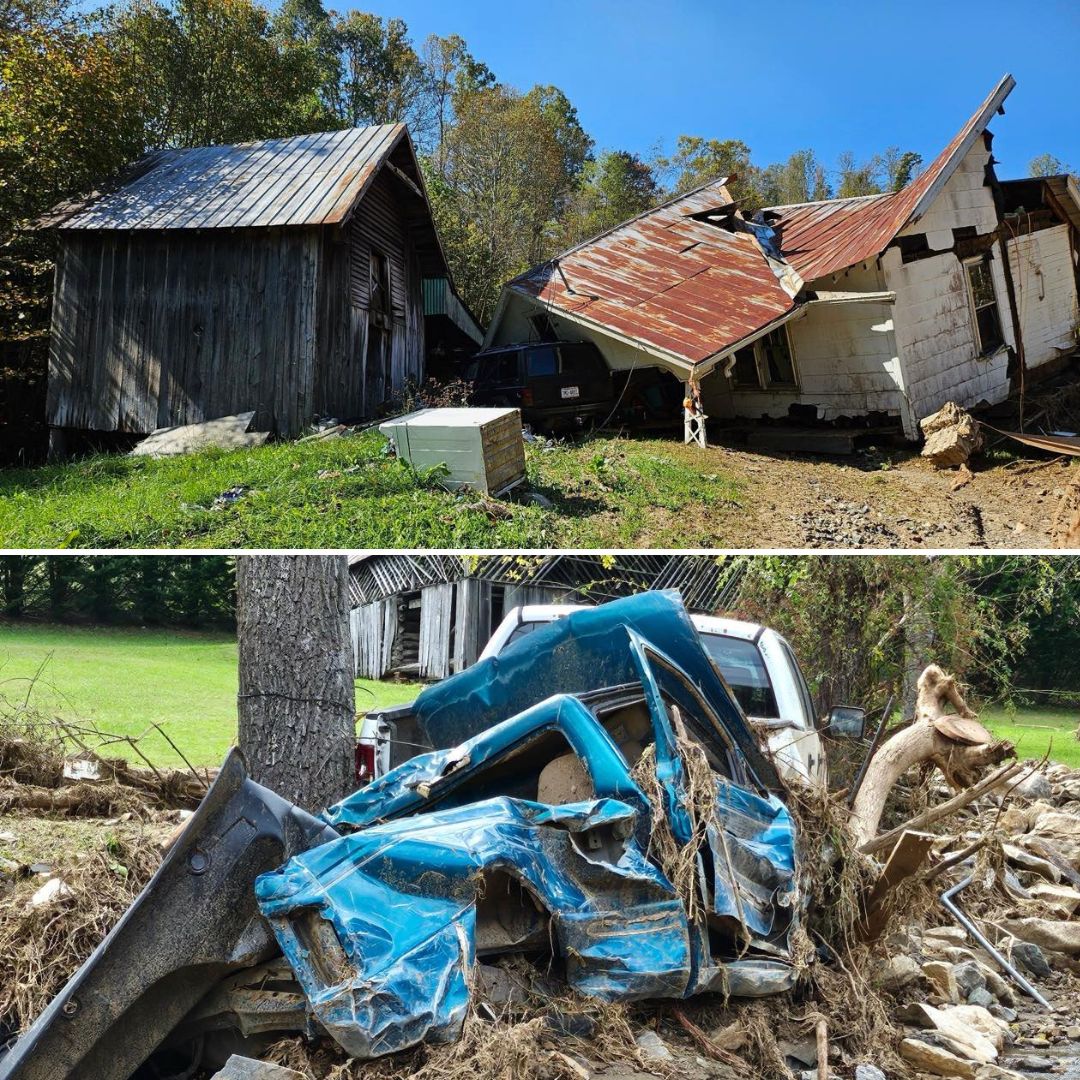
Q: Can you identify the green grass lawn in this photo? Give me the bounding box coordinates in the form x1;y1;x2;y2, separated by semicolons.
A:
0;623;421;768
981;705;1080;769
0;431;742;549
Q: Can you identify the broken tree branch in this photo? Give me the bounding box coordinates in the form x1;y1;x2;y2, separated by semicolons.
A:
850;665;1015;850
859;761;1024;855
670;1007;746;1069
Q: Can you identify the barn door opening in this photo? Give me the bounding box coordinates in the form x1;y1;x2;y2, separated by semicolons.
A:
366;251;393;412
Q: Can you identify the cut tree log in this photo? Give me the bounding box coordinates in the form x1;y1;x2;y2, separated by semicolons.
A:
850;665;1014;850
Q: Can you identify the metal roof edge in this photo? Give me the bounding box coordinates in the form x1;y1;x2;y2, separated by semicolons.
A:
503;283;698;371
324;123;408;226
905;73;1016;229
507;176;735;288
692;304;803;379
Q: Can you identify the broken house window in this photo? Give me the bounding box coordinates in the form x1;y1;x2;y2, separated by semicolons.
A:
730;327;798;390
964;256;1004;355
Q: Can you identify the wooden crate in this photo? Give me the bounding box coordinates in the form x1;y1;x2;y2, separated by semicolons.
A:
379;408;526;495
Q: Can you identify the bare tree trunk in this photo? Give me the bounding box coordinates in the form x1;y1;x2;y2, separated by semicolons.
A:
850;665;1013;848
236;555;356;811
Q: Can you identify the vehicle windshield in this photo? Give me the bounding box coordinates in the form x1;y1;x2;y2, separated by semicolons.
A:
699;634;779;718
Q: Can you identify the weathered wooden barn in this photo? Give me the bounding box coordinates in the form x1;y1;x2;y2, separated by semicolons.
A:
348;553;743;681
39;124;481;447
485;75;1080;442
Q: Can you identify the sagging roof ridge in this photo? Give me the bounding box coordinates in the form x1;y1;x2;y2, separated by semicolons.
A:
763;74;1016;281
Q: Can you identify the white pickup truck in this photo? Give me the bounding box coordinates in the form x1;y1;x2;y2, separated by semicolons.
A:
361;603;858;787
479;604;833;786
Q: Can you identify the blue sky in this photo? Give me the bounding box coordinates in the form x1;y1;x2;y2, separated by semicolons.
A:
339;0;1080;182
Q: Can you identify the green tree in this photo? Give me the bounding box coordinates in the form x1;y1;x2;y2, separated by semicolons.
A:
883;147;922;190
835;150;884;198
1028;152;1072;177
757;148;830;207
107;0;335;149
0;12;143;341
332;11;424;129
435;82;591;320
556;149;659;246
414;32;495;169
659;135;756;204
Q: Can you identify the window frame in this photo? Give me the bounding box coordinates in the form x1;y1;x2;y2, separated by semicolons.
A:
963;255;1005;357
729;324;799;391
369;249;392;321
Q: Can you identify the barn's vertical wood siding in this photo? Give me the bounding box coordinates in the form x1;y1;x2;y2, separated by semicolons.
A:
352;600;397;679
314;169;425;421
48;229;320;436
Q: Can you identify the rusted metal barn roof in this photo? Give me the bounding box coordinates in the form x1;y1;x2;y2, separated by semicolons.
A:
506;180;798;368
41;124;408;230
767;74;1016;281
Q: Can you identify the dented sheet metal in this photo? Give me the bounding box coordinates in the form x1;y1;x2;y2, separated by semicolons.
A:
256;593;800;1060
411;590;784;794
766;75;1015;281
256;797;688;1058
506;181;797;369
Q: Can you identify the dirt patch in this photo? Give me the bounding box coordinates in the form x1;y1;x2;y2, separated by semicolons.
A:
691;445;1076;548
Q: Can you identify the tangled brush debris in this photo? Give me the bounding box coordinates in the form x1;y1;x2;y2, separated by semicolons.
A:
6;667;1080;1080
0;821;163;1037
0;693;203;1045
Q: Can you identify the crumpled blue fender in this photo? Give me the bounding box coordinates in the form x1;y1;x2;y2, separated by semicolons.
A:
255;797;689;1058
323;693;651;832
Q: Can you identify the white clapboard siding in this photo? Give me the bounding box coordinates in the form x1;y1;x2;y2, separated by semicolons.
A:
1006;224;1080;369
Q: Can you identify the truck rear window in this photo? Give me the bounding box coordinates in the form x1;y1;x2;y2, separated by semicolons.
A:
526;347;558;377
699;634;778;718
559;342;608;376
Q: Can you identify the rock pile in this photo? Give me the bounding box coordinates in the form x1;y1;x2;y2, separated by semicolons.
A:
921;403;985;469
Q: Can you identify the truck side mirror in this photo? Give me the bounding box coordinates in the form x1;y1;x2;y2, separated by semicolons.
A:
826;705;866;739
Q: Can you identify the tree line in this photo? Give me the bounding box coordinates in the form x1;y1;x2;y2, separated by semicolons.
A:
735;554;1080;712
2;0;936;344
0;555;235;627
2;553;1078;709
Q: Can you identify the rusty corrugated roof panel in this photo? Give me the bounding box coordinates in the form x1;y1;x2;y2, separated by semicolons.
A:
507;180;797;366
768;74;1016;281
44;125;405;230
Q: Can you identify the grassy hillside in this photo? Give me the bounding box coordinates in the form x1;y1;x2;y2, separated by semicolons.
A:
0;431;742;549
0;623;421;768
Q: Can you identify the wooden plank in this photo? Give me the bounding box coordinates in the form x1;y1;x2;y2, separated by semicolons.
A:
860;829;937;941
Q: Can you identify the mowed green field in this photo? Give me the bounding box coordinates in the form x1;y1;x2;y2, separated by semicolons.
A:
981;705;1080;769
1;622;1076;771
0;623;421;768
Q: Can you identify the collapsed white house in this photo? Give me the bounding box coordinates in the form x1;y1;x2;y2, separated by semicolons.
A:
484;75;1080;443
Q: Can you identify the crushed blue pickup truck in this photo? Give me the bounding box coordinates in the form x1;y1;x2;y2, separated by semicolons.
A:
0;592;812;1080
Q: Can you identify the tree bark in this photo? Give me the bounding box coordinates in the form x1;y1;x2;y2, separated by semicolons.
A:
236;555;356;810
849;664;1013;849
